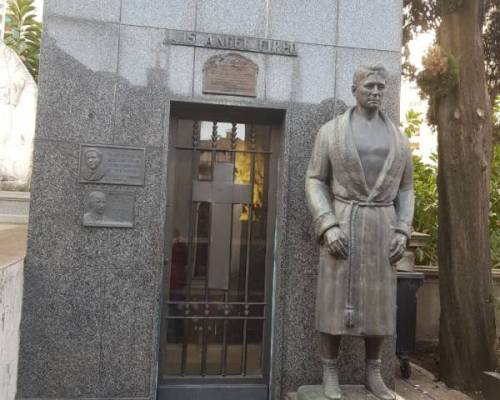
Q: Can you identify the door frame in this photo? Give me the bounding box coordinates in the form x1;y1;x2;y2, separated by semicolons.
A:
157;101;284;400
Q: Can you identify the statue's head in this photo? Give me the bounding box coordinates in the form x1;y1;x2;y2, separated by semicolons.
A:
88;191;107;215
351;64;388;111
84;148;103;170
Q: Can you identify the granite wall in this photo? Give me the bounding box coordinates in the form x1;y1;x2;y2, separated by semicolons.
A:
17;1;404;399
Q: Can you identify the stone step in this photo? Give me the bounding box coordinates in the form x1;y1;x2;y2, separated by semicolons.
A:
0;191;30;224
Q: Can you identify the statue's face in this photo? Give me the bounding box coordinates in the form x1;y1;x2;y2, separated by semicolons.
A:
353;74;386;111
85;152;101;170
89;193;106;214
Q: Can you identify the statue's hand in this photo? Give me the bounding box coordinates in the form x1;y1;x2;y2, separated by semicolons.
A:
323;226;349;259
389;232;407;264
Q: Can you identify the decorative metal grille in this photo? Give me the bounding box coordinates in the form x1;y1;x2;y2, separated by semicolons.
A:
160;120;273;380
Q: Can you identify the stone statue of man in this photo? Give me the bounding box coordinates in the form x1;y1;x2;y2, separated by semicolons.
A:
305;65;414;400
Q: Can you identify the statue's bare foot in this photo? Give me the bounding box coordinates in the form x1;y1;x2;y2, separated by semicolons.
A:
365;359;395;400
322;358;342;399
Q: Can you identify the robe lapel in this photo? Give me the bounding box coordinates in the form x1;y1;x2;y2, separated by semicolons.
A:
368;112;406;201
333;108;370;198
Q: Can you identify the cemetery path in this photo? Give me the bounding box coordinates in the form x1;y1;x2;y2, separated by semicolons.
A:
0;224;27;267
396;362;474;400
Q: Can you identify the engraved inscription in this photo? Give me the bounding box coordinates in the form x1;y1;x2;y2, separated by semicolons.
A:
203;53;258;97
164;29;298;57
83;190;135;228
79;145;145;186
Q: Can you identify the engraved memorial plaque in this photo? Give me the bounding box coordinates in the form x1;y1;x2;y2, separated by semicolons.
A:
79;145;145;186
203;53;258;97
83;190;135;228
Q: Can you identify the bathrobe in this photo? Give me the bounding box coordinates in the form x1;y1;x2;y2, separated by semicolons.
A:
305;107;414;336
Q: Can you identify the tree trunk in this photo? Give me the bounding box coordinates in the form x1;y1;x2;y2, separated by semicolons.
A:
437;0;497;390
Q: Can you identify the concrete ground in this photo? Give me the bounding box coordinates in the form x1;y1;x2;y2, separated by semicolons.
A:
0;224;28;266
395;362;473;400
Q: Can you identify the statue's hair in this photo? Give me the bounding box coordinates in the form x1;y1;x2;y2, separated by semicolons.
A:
88;191;106;202
84;147;103;159
352;64;389;88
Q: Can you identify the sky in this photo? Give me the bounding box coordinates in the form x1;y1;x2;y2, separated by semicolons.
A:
34;0;43;20
401;32;437;161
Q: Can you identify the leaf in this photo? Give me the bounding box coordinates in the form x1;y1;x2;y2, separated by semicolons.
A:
4;0;41;81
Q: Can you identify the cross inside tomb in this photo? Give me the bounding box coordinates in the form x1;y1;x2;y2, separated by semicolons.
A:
192;162;252;290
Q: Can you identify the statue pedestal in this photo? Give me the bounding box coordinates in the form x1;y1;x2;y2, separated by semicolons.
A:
287;385;388;400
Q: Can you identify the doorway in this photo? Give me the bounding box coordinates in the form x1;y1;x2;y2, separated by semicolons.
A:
158;103;282;400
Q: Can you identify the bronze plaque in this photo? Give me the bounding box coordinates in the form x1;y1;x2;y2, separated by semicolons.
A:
203;53;258;97
79;144;145;186
83;190;135;228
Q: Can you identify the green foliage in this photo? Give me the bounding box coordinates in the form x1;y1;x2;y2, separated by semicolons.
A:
404;0;499;99
417;54;459;100
494;95;500;146
483;3;500;101
4;0;42;81
401;110;439;264
402;109;423;138
412;154;439;265
416;47;459;125
402;108;500;267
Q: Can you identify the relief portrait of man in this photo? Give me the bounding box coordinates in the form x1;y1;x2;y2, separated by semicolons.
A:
83;191;108;225
305;65;414;400
82;147;106;181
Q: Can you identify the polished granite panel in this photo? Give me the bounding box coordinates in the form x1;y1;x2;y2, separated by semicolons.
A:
266;44;336;104
35;18;119;144
269;0;337;45
117;24;195;96
100;268;159;397
16;262;104;398
44;0;121;23
121;0;197;30
338;0;403;52
196;0;267;37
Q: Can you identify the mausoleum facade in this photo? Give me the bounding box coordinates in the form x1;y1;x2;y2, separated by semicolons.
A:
17;1;404;399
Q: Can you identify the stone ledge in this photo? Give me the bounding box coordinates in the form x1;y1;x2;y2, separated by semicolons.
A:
0;191;30;224
0;191;30;201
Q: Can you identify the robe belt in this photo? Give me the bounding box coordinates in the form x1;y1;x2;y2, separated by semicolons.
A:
333;195;394;208
332;196;394;328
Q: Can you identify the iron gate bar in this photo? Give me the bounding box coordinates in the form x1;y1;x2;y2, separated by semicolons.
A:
220;303;228;376
166;316;266;320
201;305;209;376
200;121;219;377
166;301;267;304
174;146;272;154
221;126;238;377
163;376;265;383
241;132;257;376
179;120;201;377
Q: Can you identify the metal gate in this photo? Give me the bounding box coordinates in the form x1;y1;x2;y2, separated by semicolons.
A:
158;111;279;400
